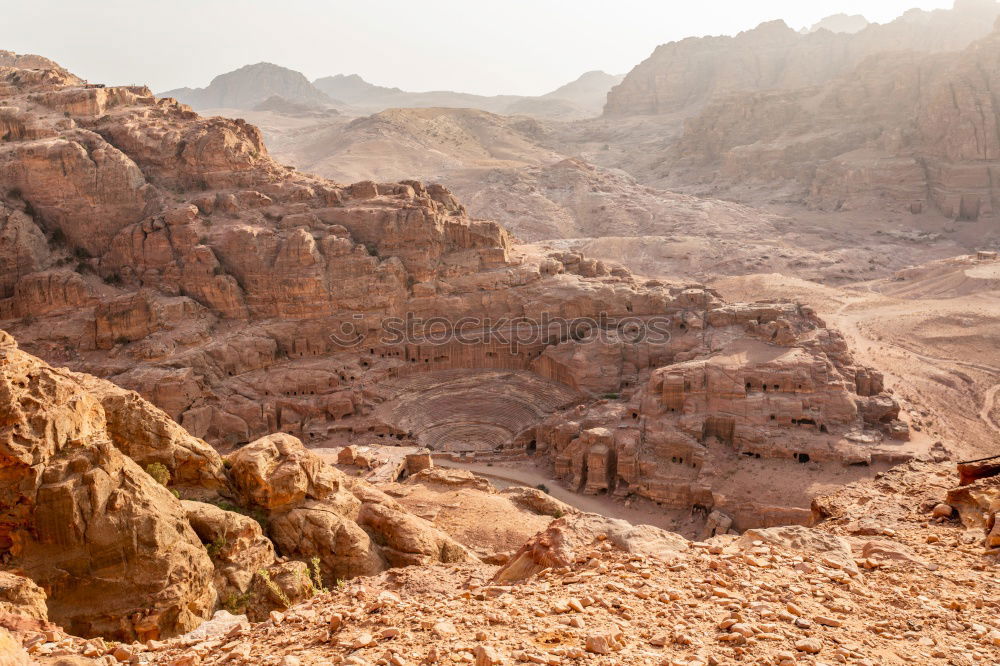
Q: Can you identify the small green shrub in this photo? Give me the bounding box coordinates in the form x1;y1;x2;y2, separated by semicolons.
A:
206;498;268;532
222;591;251;615
114;336;130;346
309;557;327;594
144;462;170;487
603;393;620;400
206;534;227;558
535;484;550;494
256;569;290;607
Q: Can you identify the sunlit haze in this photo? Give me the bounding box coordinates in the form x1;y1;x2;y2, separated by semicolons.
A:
0;0;955;94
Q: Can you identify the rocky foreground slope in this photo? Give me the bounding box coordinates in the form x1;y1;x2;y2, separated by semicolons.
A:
13;454;1000;665
0;330;487;642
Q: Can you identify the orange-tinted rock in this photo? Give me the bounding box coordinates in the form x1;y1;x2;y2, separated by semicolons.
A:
0;331;215;640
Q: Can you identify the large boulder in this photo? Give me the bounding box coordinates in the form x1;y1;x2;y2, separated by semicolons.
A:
81;382;229;492
182;500;276;606
228;433;475;583
228;432;346;510
946;474;1000;549
0;331;216;640
0;572;49;632
494;513;688;583
244;561;316;622
268;502;385;582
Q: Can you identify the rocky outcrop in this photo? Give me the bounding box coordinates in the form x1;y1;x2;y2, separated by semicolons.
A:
0;331;216;640
531;303;906;530
493;513;688;583
0;573;48;631
228;434;474;583
656;11;1000;219
244;561;316;622
605;0;1000;116
946;470;1000;549
182;501;276;605
80;380;228;491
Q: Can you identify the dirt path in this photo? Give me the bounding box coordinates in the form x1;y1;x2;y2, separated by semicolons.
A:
981;383;1000;433
436;460;687;532
828;286;1000;439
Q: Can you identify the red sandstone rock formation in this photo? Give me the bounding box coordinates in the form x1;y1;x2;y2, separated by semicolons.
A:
531;302;907;530
0;53;909;532
0;330;217;640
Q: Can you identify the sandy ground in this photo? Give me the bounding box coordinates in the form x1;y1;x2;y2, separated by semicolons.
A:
437;460;699;535
712;256;1000;461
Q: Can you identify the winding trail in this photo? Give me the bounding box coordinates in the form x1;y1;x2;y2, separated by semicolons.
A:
829;286;1000;438
981;384;1000;433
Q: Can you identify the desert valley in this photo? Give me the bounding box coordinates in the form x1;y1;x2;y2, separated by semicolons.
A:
0;1;999;664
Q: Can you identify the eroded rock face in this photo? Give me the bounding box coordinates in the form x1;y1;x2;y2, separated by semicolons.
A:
0;572;48;630
228;433;474;584
654;13;1000;218
494;513;688;583
532;303;904;530
946;472;1000;549
244;561;315;623
605;1;1000;116
182;501;276;605
78;379;228;491
0;331;216;640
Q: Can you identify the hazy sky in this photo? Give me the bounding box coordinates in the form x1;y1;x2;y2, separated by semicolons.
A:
1;0;956;95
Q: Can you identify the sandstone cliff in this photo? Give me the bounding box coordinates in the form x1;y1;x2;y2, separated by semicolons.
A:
660;15;1000;220
605;0;1000;116
0;51;913;532
0;329;217;640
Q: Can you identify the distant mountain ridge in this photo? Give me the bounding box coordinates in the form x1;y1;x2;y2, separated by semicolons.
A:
160;67;622;120
160;62;331;109
804;13;870;34
605;0;1000;115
